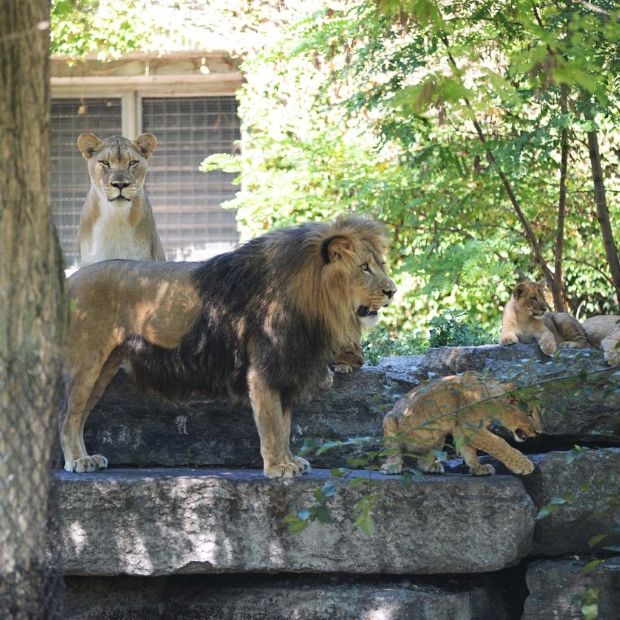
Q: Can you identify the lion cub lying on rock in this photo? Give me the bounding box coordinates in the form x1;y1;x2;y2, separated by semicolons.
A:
381;372;541;476
583;315;620;366
499;280;588;355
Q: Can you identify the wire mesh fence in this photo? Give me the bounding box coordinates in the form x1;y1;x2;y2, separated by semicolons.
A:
0;354;65;619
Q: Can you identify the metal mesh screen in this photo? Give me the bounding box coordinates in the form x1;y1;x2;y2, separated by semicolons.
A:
142;96;240;260
50;98;123;270
0;357;65;619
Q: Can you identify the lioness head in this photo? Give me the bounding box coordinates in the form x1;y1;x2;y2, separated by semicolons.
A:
321;221;397;328
512;280;549;320
499;393;543;442
77;133;157;203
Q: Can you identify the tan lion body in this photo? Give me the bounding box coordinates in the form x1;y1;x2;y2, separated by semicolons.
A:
382;372;541;476
583;315;620;366
76;133;166;267
499;281;587;355
61;218;396;478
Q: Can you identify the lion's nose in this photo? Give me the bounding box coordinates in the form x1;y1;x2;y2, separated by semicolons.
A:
383;289;395;299
111;181;130;190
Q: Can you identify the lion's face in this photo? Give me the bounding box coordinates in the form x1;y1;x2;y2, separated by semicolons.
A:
497;398;542;442
352;242;397;327
512;280;549;320
77;133;157;203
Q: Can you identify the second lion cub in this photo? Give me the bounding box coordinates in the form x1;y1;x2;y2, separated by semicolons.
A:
499;280;588;355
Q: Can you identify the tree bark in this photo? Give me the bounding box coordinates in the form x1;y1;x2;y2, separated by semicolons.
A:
586;127;620;304
0;2;67;618
553;84;569;312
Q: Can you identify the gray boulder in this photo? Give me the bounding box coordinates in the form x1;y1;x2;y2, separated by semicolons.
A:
57;468;534;576
523;557;620;619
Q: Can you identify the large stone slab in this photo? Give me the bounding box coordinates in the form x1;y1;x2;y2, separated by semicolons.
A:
65;574;509;620
57;468;534;576
523;557;620;619
84;366;395;469
522;449;620;555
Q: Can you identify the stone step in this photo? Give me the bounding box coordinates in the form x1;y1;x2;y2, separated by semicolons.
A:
523;557;620;619
82;347;619;470
57;468;534;577
65;574;510;620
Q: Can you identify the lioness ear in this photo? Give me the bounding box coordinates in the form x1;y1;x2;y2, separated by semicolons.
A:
77;133;103;160
321;235;354;263
514;282;528;299
133;133;158;159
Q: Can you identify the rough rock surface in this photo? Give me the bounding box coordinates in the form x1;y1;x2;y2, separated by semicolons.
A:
57;468;534;576
523;557;620;619
522;448;620;555
64;575;509;620
82;346;619;470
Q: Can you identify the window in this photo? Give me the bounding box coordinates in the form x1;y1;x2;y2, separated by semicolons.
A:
50;94;240;270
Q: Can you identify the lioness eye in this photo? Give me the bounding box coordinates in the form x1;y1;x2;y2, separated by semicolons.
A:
129;160;139;168
99;160;109;168
361;263;371;273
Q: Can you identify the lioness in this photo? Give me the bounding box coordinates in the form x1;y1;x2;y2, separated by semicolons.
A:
381;372;541;476
499;280;588;355
61;217;396;478
583;315;620;366
76;133;166;267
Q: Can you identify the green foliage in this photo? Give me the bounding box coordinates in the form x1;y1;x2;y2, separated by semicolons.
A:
428;310;495;348
361;326;426;365
204;0;620;334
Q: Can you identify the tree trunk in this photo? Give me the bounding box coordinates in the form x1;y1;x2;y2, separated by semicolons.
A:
586;127;620;304
552;84;569;312
0;2;67;618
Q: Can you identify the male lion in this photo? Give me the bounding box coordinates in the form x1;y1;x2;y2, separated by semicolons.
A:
499;280;588;355
381;372;542;476
76;133;166;267
61;217;396;478
583;315;620;366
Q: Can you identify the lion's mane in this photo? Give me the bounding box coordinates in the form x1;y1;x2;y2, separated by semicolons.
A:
126;216;387;407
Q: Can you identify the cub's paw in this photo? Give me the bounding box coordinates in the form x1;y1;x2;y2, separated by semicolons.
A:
65;455;108;473
499;334;519;346
419;459;445;474
333;363;353;374
469;463;495;476
509;459;535;475
264;457;311;479
538;334;557;356
604;350;620;367
381;459;403;475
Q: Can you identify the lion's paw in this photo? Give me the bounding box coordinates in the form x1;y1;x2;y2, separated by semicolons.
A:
538;335;557;356
604;350;620;367
333;363;353;374
509;459;535;475
499;334;519;346
381;460;403;475
264;457;311;479
469;463;495;476
65;455;108;473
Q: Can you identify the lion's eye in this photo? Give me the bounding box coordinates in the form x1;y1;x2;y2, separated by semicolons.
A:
99;160;110;168
361;263;371;273
129;160;139;168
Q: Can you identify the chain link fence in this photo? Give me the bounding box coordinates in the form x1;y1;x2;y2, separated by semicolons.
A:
0;354;65;619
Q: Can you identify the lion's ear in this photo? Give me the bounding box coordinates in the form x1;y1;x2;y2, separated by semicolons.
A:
513;282;529;299
133;133;158;159
77;133;103;160
322;235;355;263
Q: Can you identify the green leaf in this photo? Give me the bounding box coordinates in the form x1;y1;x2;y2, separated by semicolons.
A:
582;559;604;575
355;513;375;536
588;534;607;548
348;477;369;490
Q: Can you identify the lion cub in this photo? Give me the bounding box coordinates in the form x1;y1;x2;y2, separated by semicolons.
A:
381;372;541;476
76;133;166;267
499;280;588;355
583;315;620;366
